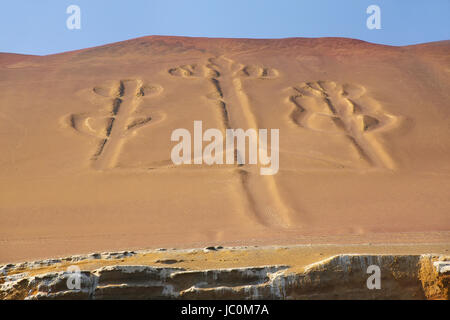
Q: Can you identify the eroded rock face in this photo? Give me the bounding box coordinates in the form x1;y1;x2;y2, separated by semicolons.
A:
0;254;448;300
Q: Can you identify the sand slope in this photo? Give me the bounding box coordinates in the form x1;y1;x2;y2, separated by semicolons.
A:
0;36;449;263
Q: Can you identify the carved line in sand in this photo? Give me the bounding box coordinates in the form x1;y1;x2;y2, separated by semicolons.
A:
287;81;399;170
63;79;165;170
169;57;291;228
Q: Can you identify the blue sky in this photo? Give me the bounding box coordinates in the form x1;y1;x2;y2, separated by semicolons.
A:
0;0;449;55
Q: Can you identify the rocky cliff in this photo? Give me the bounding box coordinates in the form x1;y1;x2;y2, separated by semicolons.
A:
1;251;448;300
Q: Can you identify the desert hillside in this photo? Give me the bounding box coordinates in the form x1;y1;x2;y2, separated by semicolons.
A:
0;36;449;264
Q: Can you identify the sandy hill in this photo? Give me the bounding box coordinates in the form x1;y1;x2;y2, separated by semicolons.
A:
0;36;449;263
